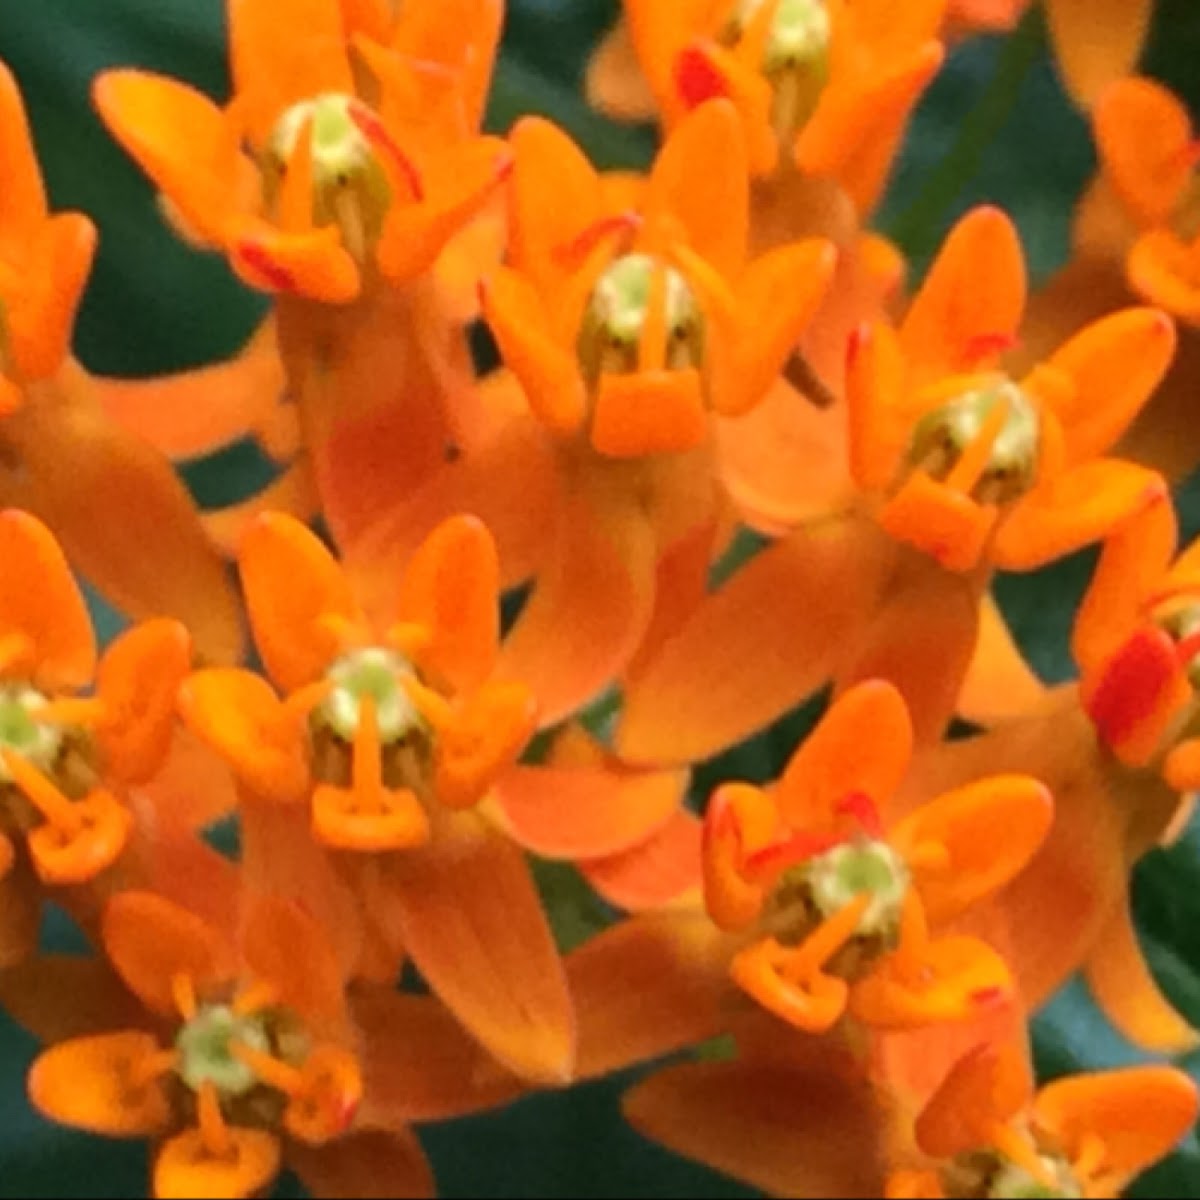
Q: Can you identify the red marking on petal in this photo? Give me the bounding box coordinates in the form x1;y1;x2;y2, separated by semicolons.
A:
348;102;425;201
970;986;1006;1009
743;830;846;880
237;241;297;292
836;792;884;839
675;45;730;109
1176;628;1200;667
963;331;1019;363
552;211;641;267
1086;626;1180;749
1173;138;1200;168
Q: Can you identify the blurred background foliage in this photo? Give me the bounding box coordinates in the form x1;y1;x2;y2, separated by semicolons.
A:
4;1;1200;1195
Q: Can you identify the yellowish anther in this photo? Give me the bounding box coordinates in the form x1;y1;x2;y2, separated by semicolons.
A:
0;749;81;834
230;1042;305;1098
385;621;434;661
197;1080;233;1159
37;697;108;729
639;259;671;372
398;673;454;730
0;685;63;782
171;973;198;1022
316;612;366;652
232;980;279;1019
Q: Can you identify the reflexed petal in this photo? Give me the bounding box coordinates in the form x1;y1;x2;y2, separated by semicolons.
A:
0;955;144;1043
95;619;191;785
240;513;358;692
0;62;47;243
29;1032;172;1137
624;1060;886;1198
377;809;575;1083
1034;1067;1198;1187
289;1129;434;1200
892;776;1053;926
617;515;886;767
569;911;732;1079
395;515;500;692
179;669;312;804
779;680;912;828
585;19;660;122
229;219;359;302
155;1127;283;1200
580;809;704;911
102;892;233;1017
0;858;43;969
1083;900;1199;1055
0;508;95;688
1045;0;1153;109
898;206;1026;382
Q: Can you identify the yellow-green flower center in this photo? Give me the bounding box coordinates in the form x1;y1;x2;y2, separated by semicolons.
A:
319;647;423;743
943;1148;1082;1200
175;1005;272;1099
906;380;1041;505
807;839;911;937
0;684;60;781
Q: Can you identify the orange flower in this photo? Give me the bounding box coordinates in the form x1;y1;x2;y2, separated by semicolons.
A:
703;681;1050;1035
180;512;576;1083
0;510;190;965
614;205;1173;766
24;890;516;1199
0;62;242;663
891;1041;1197;1198
586;0;945;213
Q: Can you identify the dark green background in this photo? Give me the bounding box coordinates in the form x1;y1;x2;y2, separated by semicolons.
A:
3;1;1200;1194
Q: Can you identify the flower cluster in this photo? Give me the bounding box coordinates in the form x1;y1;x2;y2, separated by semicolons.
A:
2;0;1200;1197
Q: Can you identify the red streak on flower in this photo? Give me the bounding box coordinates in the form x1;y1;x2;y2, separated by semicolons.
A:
348;102;426;201
970;986;1007;1009
675;44;730;109
743;830;846;879
552;211;641;267
236;240;297;292
1085;626;1179;748
963;331;1019;363
1172;138;1200;168
836;791;885;839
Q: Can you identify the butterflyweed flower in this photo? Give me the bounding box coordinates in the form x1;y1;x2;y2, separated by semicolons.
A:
0;510;189;967
181;512;578;1083
0;63;242;663
888;1040;1198;1199
614;204;1174;766
94;0;511;552
22;889;516;1199
586;0;945;214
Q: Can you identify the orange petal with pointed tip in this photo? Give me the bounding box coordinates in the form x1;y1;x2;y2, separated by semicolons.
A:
993;458;1167;571
155;1127;283;1200
898;206;1026;382
617;514;885;767
0;374;245;665
288;1128;434;1200
649;99;748;279
0;508;95;688
0;62;47;246
179;669;312;803
95;618;191;785
1093;77;1194;226
29;1032;172;1137
1083;899;1199;1055
580;809;704;911
1045;0;1153;109
893;775;1053;926
102;891;234;1017
570;910;730;1080
395;514;499;692
624;1059;886;1199
490;758;686;861
376;809;575;1084
240;512;359;692
1034;1066;1198;1187
497;475;658;730
1041;307;1176;464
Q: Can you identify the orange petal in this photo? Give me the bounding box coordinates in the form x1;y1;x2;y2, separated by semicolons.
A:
1093;77;1194;226
27;788;134;886
898;206;1026;382
179;669;312;804
1083;899;1199;1055
992;459;1167;571
288;1129;434;1200
0;62;47;245
229;218;360;302
0;508;95;688
624;1059;886;1198
1126;228;1200;325
616;514;886;767
648;98;748;279
102;891;234;1017
377;809;575;1084
892;775;1053;926
778;679;913;829
351;987;522;1125
395;514;499;692
846;319;908;490
956;593;1047;726
239;512;359;692
29;1032;172;1137
0;372;245;665
1034;1066;1198;1187
155;1127;283;1200
202;462;319;559
590;368;708;458
0;954;145;1044
92;71;248;247
490;756;686;861
1045;0;1153;108
585;19;660;122
580;808;704;911
95;618;191;785
1040;307;1176;464
496;472;658;730
569;910;731;1080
